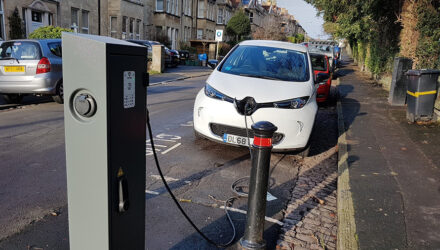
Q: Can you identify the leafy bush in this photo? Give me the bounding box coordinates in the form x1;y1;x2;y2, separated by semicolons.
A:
29;26;72;39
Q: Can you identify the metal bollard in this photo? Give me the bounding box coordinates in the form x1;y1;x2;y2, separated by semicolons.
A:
240;121;277;250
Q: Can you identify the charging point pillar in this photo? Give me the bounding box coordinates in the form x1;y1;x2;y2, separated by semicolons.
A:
63;33;148;250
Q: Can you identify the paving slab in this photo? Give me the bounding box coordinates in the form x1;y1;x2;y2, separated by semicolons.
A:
337;55;440;249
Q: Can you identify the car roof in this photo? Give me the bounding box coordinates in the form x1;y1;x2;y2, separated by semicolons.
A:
4;39;61;44
239;40;308;53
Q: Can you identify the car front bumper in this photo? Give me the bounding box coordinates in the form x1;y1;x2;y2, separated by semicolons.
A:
193;89;318;151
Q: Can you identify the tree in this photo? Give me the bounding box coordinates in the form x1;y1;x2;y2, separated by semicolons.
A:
226;10;251;43
252;16;287;41
29;26;72;39
8;7;24;39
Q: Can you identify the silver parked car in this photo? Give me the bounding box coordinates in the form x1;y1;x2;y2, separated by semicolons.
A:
0;39;63;104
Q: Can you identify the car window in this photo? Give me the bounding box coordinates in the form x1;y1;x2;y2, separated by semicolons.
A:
311;55;327;71
219;45;310;82
0;41;42;60
48;42;62;57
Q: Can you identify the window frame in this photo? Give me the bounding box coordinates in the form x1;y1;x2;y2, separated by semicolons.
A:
71;8;79;30
156;0;164;11
81;10;89;34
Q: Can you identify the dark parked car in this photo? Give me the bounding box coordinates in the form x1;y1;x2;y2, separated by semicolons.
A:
127;40;178;68
0;39;63;104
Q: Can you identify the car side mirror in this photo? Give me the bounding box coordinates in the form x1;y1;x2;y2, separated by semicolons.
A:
315;73;330;85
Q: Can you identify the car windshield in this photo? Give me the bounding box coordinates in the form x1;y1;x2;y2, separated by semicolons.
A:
310;55;327;71
219;45;310;82
0;41;41;60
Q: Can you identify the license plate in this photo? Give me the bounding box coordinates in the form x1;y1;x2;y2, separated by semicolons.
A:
4;66;25;72
223;134;251;146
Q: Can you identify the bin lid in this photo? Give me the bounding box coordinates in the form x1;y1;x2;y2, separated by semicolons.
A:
406;69;440;76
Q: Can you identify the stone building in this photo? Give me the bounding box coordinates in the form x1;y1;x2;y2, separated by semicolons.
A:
1;0;59;40
215;0;233;38
196;0;217;40
103;0;144;40
152;0;197;49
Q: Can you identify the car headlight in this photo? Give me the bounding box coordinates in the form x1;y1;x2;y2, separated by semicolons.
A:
204;84;233;102
273;97;309;109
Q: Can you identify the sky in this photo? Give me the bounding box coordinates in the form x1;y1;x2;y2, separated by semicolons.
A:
276;0;330;40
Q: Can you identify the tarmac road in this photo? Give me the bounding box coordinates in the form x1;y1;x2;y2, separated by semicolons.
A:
0;75;304;249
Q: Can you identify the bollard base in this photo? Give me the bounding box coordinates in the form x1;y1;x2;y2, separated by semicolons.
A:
239;237;266;250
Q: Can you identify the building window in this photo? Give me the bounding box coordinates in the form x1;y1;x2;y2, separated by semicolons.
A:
122;16;127;39
32;11;42;23
48;13;53;25
175;0;179;15
136;19;141;39
197;1;204;18
217;8;223;24
197;29;203;39
166;0;171;13
156;0;164;11
81;10;89;34
249;12;253;23
110;16;117;38
71;8;79;31
129;18;134;39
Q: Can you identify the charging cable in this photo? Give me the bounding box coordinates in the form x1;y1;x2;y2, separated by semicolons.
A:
146;102;254;248
147;109;236;248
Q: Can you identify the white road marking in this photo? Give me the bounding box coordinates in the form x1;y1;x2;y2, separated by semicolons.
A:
180;121;193;127
161;143;181;155
151;175;178;182
145;190;160;195
219;206;284;226
266;192;277;201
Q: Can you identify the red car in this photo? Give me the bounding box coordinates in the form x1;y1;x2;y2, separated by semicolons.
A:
310;53;332;102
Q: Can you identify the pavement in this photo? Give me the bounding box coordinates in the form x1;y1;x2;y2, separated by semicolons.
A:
149;65;213;85
335;54;440;249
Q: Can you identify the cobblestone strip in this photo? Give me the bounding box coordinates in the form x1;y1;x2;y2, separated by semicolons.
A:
277;151;338;250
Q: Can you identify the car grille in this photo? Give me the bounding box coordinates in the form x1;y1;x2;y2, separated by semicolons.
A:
210;123;284;145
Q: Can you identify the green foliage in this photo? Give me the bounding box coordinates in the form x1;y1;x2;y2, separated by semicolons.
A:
287;34;305;44
8;8;24;39
296;34;305;43
306;0;401;74
226;10;251;43
415;0;440;69
29;26;72;39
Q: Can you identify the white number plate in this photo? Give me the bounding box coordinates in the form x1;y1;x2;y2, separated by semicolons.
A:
222;134;251;146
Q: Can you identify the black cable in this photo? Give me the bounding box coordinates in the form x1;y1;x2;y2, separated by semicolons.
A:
146;109;235;248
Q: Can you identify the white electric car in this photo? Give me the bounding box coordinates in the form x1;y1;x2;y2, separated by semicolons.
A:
193;40;326;154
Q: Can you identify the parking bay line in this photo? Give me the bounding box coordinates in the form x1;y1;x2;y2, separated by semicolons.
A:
160;143;181;155
144;188;284;226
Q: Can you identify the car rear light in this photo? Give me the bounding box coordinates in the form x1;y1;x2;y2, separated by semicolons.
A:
36;57;51;74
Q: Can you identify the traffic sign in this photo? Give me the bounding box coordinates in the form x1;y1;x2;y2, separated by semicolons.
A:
215;30;223;42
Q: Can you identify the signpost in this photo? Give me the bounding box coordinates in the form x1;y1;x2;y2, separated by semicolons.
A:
215;29;223;60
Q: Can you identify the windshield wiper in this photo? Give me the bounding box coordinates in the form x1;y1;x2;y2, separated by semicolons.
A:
239;73;279;80
0;57;20;64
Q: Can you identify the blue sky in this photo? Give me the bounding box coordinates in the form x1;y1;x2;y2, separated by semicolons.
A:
277;0;330;39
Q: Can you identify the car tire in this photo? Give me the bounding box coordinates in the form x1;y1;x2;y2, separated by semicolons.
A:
2;94;23;104
52;81;63;104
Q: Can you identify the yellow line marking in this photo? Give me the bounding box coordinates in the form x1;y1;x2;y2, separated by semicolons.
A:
407;90;437;97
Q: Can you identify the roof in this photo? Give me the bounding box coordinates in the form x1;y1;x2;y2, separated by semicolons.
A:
239;40;308;53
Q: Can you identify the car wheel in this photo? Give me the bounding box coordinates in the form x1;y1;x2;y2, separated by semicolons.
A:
52;81;64;104
2;94;23;104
